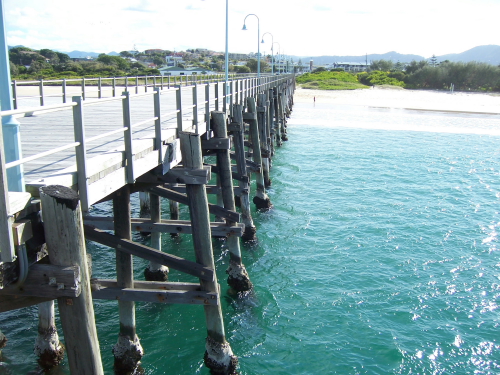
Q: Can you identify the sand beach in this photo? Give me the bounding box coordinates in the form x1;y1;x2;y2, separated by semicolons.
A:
294;86;500;115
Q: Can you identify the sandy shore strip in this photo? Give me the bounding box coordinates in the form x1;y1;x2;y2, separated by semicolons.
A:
295;86;500;114
13;84;500;115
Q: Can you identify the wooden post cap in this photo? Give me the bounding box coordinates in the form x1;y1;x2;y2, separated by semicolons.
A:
40;185;79;210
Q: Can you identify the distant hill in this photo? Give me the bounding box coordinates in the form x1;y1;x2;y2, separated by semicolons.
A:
296;45;500;66
436;45;500;65
64;50;119;58
300;52;425;65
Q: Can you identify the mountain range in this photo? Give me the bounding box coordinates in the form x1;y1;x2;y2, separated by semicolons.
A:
295;45;500;66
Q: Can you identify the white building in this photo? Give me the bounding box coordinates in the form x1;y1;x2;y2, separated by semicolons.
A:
332;62;369;72
159;67;214;76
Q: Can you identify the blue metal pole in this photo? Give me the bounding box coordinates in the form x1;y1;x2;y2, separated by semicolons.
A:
257;19;260;78
225;0;229;107
0;0;24;192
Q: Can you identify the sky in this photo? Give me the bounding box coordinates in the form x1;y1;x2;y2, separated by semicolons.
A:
3;0;500;59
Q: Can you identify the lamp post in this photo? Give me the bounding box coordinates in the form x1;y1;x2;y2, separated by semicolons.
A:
224;0;229;106
261;32;273;74
273;42;280;74
0;0;24;192
242;13;260;77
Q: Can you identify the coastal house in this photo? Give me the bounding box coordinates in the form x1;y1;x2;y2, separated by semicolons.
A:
165;56;184;67
332;62;369;72
158;66;214;76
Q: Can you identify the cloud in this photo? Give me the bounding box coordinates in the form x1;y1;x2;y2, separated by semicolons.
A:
313;5;331;11
122;0;154;13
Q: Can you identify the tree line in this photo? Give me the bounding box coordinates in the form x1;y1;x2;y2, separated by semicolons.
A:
8;46;275;80
361;59;500;91
9;47;161;79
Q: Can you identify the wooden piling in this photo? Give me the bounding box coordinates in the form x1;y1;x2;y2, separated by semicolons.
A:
39;185;104;375
169;184;180;238
272;87;282;147
144;192;169;281
231;105;257;242
139;191;150;219
257;93;272;188
179;132;238;375
211;112;253;293
278;92;288;142
246;97;272;211
267;88;276;158
112;185;143;373
34;301;64;368
0;330;6;349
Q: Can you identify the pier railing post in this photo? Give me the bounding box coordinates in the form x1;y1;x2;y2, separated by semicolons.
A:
39;79;44;107
112;185;144;372
192;83;198;134
81;77;86;101
62;79;66;104
246;97;272;210
179;131;238;374
231;104;257;242
72;96;90;211
12;80;17;109
39;185;104;375
212;111;253;292
215;81;219;111
122;91;135;183
175;85;183;135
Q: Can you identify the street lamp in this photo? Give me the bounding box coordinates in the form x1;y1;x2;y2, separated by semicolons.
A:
261;32;273;74
224;0;229;106
242;13;260;77
273;42;280;74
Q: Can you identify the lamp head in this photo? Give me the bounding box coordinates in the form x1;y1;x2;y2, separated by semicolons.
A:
242;24;247;30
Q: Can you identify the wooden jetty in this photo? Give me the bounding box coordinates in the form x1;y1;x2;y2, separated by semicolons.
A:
0;73;295;374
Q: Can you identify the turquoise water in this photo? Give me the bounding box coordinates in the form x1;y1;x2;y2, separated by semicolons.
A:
1;96;500;374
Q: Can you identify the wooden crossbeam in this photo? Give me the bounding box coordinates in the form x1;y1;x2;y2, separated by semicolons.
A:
164;184;245;197
83;216;244;237
206;164;251;182
83;225;214;282
0;264;81;299
201;137;231;150
229;152;261;171
147;185;240;222
136;166;211;185
162;166;211;185
242;112;257;121
0;295;52;313
91;279;218;306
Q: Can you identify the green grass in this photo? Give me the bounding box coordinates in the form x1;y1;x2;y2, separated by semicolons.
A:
301;79;369;90
296;71;369;90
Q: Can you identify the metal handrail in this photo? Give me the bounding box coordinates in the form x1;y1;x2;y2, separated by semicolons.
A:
0;102;77;117
5;142;81;169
